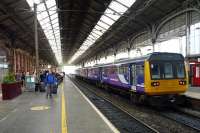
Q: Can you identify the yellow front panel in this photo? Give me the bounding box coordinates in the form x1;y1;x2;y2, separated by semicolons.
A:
144;61;188;95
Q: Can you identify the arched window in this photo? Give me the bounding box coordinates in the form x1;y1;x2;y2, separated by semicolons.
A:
0;48;8;82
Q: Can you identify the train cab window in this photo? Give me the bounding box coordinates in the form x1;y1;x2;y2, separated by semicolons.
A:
151;64;161;79
177;63;185;78
164;63;173;78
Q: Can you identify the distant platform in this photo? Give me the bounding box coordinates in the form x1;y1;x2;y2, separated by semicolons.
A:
184;86;200;100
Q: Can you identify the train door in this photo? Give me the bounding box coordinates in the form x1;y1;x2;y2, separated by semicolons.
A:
197;64;200;86
190;62;200;86
99;67;102;81
130;63;145;104
136;64;144;86
192;64;195;85
192;63;200;86
131;64;137;86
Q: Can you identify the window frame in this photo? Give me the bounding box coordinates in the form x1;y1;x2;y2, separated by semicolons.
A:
150;63;161;80
176;63;186;79
163;63;174;79
150;61;186;80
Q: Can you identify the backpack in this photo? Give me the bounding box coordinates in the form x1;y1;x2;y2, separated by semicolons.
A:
47;74;55;83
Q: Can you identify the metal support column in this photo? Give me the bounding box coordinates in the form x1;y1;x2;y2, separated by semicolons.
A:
34;3;39;78
151;24;157;52
127;39;131;58
114;52;117;61
186;11;191;57
128;48;130;58
152;39;156;52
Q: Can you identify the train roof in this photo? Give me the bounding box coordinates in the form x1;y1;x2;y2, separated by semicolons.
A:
81;52;184;69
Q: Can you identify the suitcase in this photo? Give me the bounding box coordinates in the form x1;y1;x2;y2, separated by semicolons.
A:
35;83;40;92
39;82;46;92
52;84;58;94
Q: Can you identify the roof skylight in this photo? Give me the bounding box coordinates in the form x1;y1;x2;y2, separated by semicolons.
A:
26;0;62;64
68;0;136;64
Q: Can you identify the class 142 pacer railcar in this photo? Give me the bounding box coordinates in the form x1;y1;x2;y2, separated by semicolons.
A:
75;52;188;105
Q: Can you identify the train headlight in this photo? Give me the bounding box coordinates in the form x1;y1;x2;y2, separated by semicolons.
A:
179;80;186;85
151;82;160;87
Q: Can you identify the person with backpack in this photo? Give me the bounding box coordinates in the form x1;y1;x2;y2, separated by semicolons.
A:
45;70;57;98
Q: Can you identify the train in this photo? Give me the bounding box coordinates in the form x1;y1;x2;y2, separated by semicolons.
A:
189;61;200;86
186;54;200;86
75;52;188;105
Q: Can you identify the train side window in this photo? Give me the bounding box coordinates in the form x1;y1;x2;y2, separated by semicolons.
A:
118;66;123;74
119;66;128;74
113;66;117;74
136;65;144;76
164;63;173;78
151;64;161;79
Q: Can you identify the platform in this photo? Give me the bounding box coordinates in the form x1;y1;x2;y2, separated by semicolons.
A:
0;77;115;133
184;86;200;100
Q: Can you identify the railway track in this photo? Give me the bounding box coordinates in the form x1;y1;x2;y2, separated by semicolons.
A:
71;76;200;132
160;109;200;132
71;77;159;133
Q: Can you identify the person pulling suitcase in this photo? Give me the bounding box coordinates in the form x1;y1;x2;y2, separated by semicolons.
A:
52;72;58;94
45;71;57;98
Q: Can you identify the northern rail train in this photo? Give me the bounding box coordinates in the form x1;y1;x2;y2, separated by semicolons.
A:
75;52;188;105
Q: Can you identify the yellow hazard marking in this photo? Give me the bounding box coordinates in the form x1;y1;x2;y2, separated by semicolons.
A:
61;83;68;133
50;128;53;133
30;106;50;111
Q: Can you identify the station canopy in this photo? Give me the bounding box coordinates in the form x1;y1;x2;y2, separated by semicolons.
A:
67;0;136;64
20;0;187;65
62;0;186;65
26;0;62;64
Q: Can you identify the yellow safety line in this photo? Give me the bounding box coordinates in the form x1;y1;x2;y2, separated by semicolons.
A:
61;83;68;133
50;128;53;133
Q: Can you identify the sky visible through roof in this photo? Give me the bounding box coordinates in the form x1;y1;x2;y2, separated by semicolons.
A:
68;0;136;64
26;0;62;64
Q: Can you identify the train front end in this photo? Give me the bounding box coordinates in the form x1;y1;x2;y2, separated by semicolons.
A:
144;53;188;96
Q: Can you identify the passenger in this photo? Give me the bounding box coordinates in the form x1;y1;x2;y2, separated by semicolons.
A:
45;71;57;98
40;71;45;82
15;72;21;81
21;72;25;87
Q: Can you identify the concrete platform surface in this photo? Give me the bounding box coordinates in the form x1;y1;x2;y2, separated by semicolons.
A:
0;77;115;133
0;89;61;133
64;77;114;133
184;86;200;99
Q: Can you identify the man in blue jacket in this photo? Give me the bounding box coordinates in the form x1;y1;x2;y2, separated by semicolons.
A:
45;71;57;98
